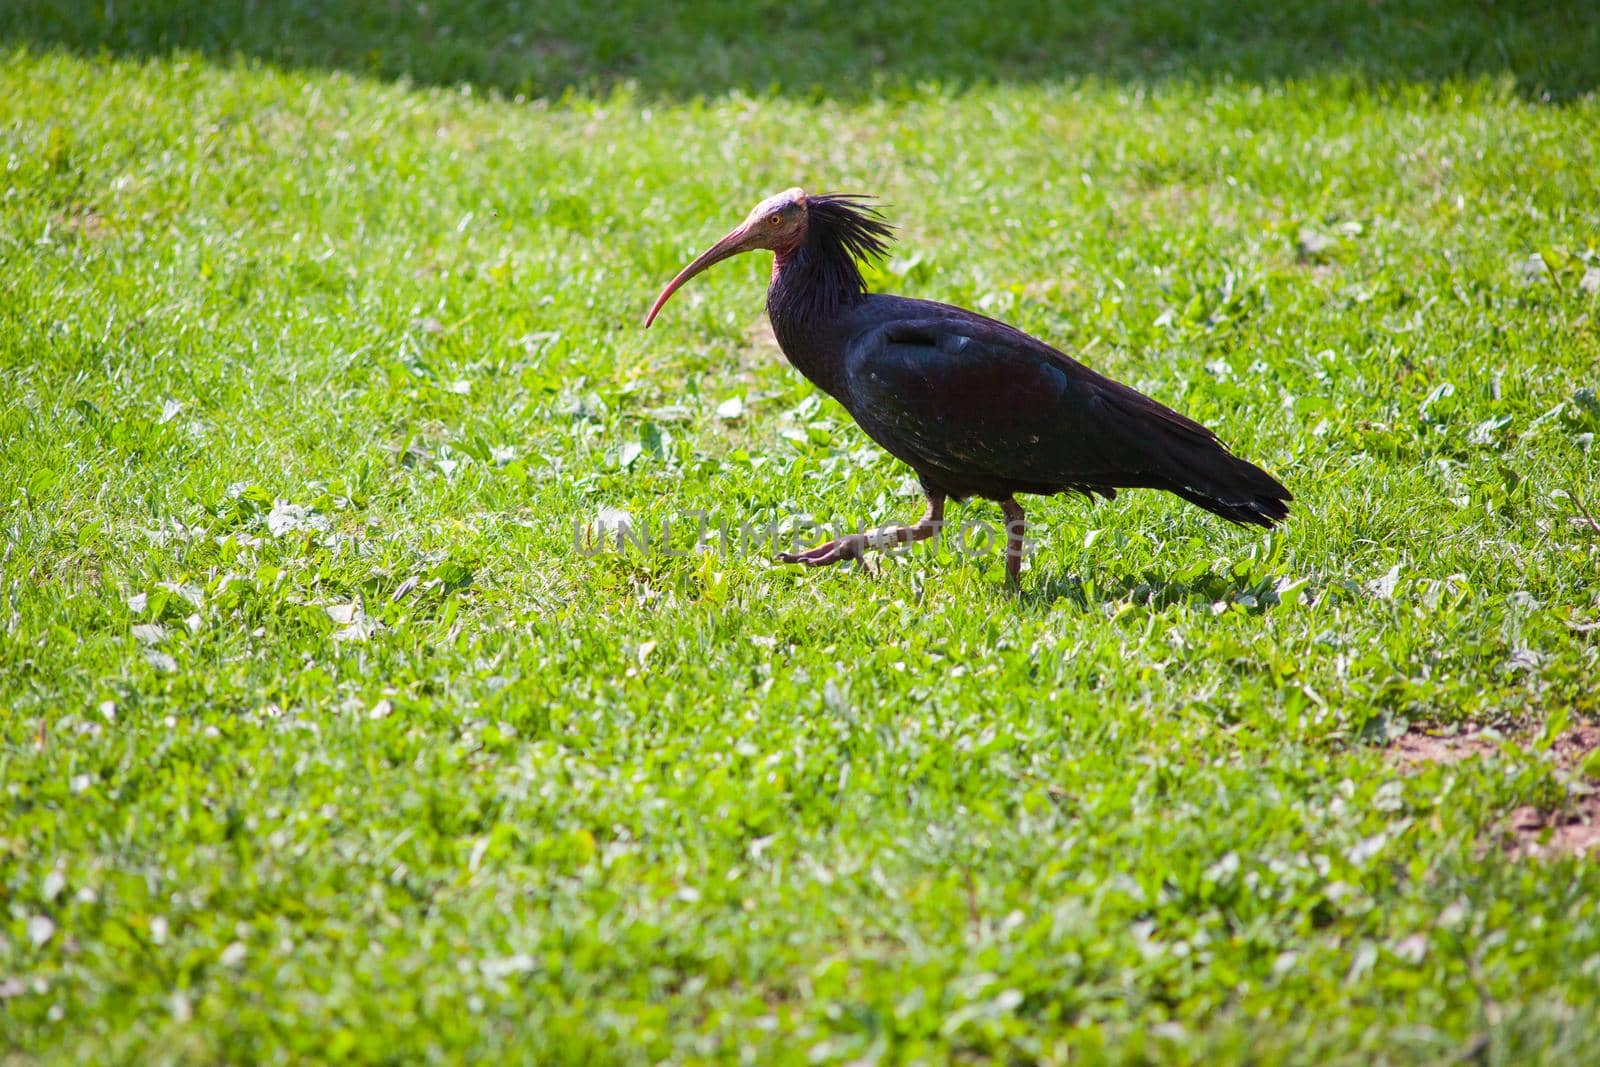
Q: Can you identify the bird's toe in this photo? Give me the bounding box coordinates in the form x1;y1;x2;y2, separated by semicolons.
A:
775;542;838;565
776;537;865;567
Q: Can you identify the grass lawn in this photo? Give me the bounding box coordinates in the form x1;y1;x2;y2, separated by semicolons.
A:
4;2;1600;1063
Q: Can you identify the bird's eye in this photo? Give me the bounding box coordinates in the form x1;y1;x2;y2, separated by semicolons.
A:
765;213;781;226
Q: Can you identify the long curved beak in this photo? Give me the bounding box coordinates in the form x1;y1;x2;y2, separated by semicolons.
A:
643;222;756;328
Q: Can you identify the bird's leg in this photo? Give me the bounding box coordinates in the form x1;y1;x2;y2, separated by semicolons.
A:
1001;498;1026;585
777;495;946;568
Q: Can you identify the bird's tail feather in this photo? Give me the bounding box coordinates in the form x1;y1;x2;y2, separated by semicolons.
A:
1163;447;1292;529
1096;386;1290;529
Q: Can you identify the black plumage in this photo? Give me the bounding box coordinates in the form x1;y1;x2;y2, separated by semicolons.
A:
645;188;1291;583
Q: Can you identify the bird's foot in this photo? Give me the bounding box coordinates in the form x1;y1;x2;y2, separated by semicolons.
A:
775;535;865;568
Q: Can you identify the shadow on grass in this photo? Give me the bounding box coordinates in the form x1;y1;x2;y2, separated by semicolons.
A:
1021;561;1288;614
3;0;1597;102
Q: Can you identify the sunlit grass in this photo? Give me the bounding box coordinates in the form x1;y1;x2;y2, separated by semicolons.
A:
2;15;1600;1064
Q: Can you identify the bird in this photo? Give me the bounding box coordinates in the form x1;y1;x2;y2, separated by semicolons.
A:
644;188;1291;584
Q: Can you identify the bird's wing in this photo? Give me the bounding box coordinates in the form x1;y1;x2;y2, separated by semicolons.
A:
840;315;1223;493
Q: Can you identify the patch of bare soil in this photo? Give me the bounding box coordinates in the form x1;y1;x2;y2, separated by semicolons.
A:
738;317;782;376
1548;724;1600;770
1503;797;1600;859
53;206;109;239
1390;722;1600;860
1389;729;1501;766
1390;722;1600;773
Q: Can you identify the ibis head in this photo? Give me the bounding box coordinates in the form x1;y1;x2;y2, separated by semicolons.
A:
643;188;810;327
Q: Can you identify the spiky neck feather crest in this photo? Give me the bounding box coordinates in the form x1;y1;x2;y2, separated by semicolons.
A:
770;195;894;326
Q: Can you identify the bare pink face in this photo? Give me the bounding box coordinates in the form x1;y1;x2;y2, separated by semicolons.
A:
643;188;809;327
738;187;808;253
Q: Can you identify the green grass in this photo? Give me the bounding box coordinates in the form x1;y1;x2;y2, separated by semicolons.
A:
4;3;1600;1063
